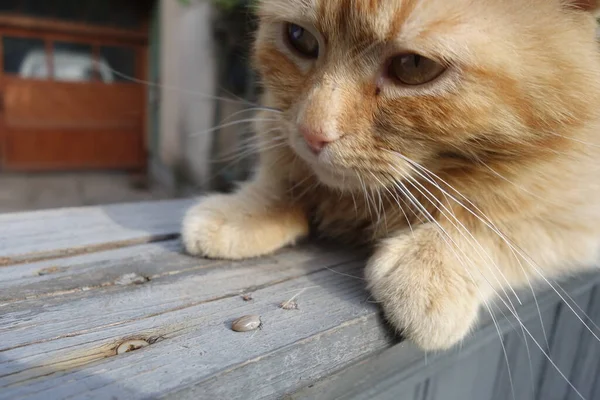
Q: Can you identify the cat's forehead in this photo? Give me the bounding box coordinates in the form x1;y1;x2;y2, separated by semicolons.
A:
259;0;471;42
257;0;486;61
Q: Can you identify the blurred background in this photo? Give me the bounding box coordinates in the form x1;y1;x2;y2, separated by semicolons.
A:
1;2;599;214
0;0;257;213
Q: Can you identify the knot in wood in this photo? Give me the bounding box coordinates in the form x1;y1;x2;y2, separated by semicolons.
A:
116;339;150;355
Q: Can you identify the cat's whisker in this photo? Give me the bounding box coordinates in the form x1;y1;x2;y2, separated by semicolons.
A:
398;155;600;347
347;39;381;66
358;175;374;221
400;171;538;382
397;163;523;299
552;280;600;335
188;117;281;138
393;174;562;400
397;174;523;318
395;153;554;347
214;126;284;151
391;191;417;237
215;141;287;164
492;301;538;398
370;172;413;237
477;161;567;209
96;61;282;112
393;155;539;283
220;106;284;124
212;137;290;185
214;131;286;162
325;266;366;281
469;261;586;399
350;191;359;217
390;163;544;384
382;176;424;233
288;174;314;196
370;185;386;237
339;174;347;200
543;130;600;148
293;179;321;203
467;274;519;400
399;171;522;309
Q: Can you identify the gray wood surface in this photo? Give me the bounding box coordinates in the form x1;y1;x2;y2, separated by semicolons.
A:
0;199;195;265
1;199;600;400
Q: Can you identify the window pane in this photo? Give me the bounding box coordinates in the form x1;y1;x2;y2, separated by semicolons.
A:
2;37;48;79
2;0;142;30
54;0;83;22
84;1;111;27
99;46;136;83
112;2;141;30
0;0;20;12
22;0;55;18
52;41;96;82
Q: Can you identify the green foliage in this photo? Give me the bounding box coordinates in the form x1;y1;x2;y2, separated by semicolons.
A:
178;0;254;12
212;0;246;11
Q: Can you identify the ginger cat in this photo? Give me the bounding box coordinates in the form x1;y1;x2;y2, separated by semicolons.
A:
182;0;600;350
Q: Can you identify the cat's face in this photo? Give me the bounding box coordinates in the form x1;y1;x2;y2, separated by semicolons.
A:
253;0;600;190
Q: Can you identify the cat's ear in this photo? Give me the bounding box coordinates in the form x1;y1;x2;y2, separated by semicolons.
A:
566;0;599;11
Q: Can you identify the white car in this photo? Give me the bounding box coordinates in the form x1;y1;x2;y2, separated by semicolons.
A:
18;49;115;83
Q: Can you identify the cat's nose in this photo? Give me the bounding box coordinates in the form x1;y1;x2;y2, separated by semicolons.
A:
300;126;338;155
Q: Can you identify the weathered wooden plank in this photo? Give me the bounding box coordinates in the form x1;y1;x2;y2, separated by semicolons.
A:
0;264;385;399
536;290;593;400
0;247;362;351
0;240;206;302
0;238;356;304
161;314;396;400
1;266;598;400
285;341;429;400
0;199;195;265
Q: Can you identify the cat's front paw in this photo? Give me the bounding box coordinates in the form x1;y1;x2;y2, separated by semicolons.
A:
182;194;248;259
365;227;486;351
182;192;309;260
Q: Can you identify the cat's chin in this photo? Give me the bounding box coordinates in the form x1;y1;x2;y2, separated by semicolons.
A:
311;164;359;190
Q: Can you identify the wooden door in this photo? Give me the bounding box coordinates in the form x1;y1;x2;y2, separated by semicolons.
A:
0;1;151;171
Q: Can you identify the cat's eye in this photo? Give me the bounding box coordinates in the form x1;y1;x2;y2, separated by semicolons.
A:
388;54;446;86
285;23;319;59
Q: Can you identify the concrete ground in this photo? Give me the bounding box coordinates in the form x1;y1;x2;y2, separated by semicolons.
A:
0;172;174;214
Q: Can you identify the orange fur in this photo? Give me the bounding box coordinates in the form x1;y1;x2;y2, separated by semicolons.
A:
183;0;600;350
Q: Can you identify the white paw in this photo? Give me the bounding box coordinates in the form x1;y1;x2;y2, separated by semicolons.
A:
365;231;484;351
182;193;308;260
181;195;252;260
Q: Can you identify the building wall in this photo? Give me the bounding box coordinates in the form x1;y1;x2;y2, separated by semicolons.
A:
153;0;217;193
179;1;218;189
